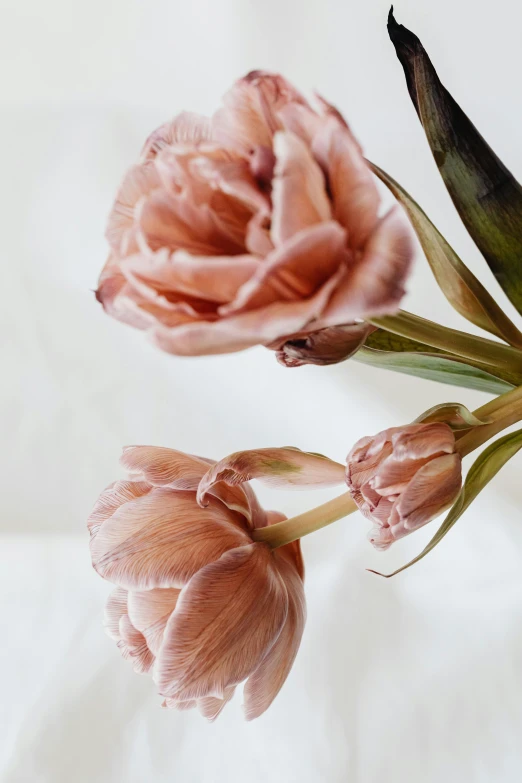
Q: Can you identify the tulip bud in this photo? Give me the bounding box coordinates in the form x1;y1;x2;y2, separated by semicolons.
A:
346;422;462;549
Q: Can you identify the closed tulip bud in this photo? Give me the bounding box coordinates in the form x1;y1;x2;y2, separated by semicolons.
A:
346;422;462;549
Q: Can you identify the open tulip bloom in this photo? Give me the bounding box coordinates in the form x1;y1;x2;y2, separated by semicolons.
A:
89;9;522;718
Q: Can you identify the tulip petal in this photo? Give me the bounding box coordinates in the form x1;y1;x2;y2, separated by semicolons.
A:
213;71;307;154
155;543;288;701
271;131;331;245
121;447;210;490
88;480;152;535
198;687;236;722
106;162;162;254
127;588;180;656
243;552;305;720
396;453;462;530
141;112;213;159
322;207;413;324
118;614;155;674
90;488;251;590
124;250;260;304
104;587;129;640
222;221;347;315
312;116;380;249
149;264;346;356
198;447;346;506
390;423;455;461
274;322;373;368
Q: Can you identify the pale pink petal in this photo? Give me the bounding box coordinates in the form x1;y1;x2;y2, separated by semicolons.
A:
88;480;152;535
243;551;305;719
118;614;155;674
141;112;213;160
271;131;331;246
278;102;323;146
106;162;162;254
396;453;462;530
162;698;197;711
104;587;129;640
90;488;251;590
191;155;270;214
149;263;346;356
312;116;380;249
321;207;414;324
127;588;180;655
154;543;288;701
198;687;236;722
136;190;245;257
121;447;210;490
124;249;260;304
213;71;308;154
222;221;347;315
245;212;274;256
198;447;345;505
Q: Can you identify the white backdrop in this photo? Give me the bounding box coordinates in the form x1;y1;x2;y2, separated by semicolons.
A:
2;0;522;780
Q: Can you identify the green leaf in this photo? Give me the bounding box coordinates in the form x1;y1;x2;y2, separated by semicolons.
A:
355;329;517;395
370;162;522;348
388;8;522;315
414;403;489;429
370;428;522;577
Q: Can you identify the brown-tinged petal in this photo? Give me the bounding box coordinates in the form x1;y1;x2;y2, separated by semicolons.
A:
117;614;155;674
213;71;308;154
90;488;251;590
271;131;331;246
395;453;462;530
127;588;180;656
141;112;213;160
390;422;456;461
223;221;347;315
198;447;346;505
274;322;373;367
106;162;162;254
155;543;288;701
149;264;346;356
124;249;260;304
322;207;413;324
312;116;380;249
88;480;152;535
243;551;305;720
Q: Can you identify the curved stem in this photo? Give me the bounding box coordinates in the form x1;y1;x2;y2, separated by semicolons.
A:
252;491;357;549
369;310;522;374
457;384;522;456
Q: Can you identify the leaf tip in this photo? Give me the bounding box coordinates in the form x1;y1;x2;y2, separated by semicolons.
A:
366;568;391;579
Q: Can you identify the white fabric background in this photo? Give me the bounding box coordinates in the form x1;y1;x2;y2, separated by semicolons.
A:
2;0;522;780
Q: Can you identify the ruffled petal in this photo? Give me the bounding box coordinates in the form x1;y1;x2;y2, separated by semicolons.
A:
123;250;260;304
321;207;414;324
120;447;210;490
391;422;456;461
273;322;372;367
141;112;213;159
198;447;345;505
213;71;308;154
88;480;152;535
149;263;346;356
222;221;347;315
118;614;155;674
270;131;331;246
90;488;251;590
127;588;180;656
243;551;306;719
154;543;288;701
106;162;162;254
198;687;236;721
312;116;380;249
396;453;462;530
104;587;129;640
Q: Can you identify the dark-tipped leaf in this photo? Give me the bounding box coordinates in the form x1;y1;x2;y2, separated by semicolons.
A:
371;162;522;348
388;8;522;315
414;403;489;429
370;428;522;577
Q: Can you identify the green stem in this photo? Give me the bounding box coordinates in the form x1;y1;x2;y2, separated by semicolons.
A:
252;491;357;549
369;310;522;374
457;384;522;455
